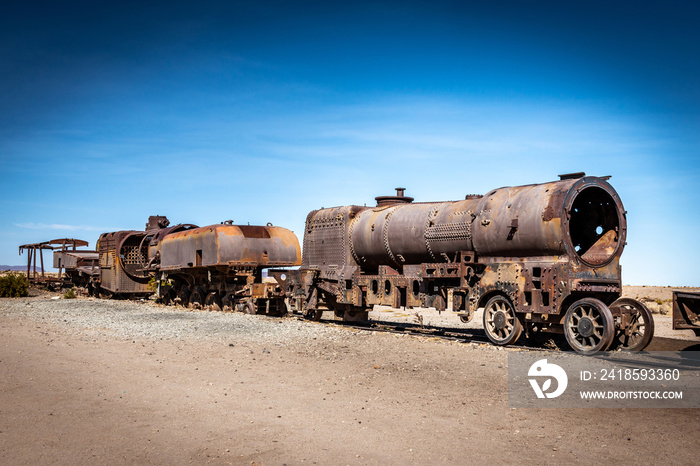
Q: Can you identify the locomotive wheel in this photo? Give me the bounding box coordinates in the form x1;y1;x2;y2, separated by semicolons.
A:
222;293;235;312
244;300;258;315
161;288;176;306
176;287;190;308
564;298;615;354
205;292;223;312
304;307;323;321
609;298;654;351
188;287;205;310
483;295;523;346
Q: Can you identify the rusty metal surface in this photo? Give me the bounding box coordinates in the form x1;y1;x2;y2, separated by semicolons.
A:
97;229;151;294
155;222;300;315
96;216;200;294
19;238;94;286
94;217;301;317
54;250;99;288
350;199;476;267
673;291;700;336
303;176;625;274
97;217;189;293
53;250;99;269
19;238;89;251
289;174;645;353
159;224;300;270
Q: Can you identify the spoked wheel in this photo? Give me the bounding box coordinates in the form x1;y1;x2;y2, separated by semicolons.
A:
483;295;523;346
188;287;205;309
609;298;654;351
204;292;223;312
564;298;615;354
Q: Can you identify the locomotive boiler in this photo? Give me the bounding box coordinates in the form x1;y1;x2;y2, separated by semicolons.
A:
97;216;301;315
285;173;653;353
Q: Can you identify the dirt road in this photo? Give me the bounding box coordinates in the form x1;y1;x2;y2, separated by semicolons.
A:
1;295;699;465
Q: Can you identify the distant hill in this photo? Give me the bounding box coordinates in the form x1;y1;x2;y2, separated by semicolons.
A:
0;265;44;272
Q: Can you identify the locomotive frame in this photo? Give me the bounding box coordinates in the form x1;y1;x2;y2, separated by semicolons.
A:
282;173;654;353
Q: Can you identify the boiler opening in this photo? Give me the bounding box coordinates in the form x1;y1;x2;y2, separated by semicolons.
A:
568;187;621;266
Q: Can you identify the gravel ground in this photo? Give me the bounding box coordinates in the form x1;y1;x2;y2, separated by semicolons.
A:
6;296;354;346
6;284;698;347
2;291;699;465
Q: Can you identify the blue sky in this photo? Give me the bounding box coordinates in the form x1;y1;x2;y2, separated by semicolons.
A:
1;1;698;285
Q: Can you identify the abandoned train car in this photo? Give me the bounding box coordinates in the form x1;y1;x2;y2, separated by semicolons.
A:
96;216;301;315
19;238;98;289
28;173;653;354
283;173;654;353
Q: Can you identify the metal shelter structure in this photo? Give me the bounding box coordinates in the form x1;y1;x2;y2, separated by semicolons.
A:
18;238;90;285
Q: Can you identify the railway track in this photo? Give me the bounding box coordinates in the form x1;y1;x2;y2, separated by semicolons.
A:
310;316;700;353
306;316;572;352
153;297;700;352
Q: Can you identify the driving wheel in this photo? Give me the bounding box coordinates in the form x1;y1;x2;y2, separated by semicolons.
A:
609;298;654;351
483;295;523;346
564;298;615;354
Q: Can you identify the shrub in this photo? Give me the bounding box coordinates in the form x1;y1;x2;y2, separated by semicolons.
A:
148;276;172;293
148;276;158;292
63;288;77;299
0;272;30;298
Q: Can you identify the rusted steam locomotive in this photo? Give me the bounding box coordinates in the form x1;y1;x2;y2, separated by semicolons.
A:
96;216;301;315
283;173;653;353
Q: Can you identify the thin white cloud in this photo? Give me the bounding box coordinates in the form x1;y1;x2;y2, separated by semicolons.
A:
14;222;111;231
